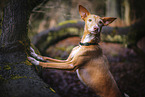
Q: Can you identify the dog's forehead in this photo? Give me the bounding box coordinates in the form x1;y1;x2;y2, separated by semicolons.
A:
87;15;101;20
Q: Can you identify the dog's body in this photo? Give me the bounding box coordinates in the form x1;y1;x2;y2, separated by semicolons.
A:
28;5;123;97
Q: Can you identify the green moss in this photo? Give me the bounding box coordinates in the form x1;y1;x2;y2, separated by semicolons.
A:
0;29;1;36
58;20;78;26
56;47;66;51
106;35;114;41
67;28;78;33
49;87;56;93
29;77;33;79
3;65;11;70
110;28;117;37
0;75;5;80
11;75;27;80
114;35;123;42
24;59;42;74
24;60;32;66
66;45;74;53
101;34;127;44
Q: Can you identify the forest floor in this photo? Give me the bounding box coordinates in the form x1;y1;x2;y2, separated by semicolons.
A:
41;37;145;97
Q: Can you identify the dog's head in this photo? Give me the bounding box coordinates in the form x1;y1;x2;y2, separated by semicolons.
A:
79;5;116;35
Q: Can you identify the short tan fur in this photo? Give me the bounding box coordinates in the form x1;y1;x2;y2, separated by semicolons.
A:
28;5;123;97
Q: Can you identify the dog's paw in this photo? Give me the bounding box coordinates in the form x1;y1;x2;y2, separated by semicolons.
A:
30;47;35;53
30;47;44;61
28;57;39;65
37;56;44;61
30;47;38;57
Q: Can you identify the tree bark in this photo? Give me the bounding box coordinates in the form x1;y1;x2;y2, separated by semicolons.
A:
124;0;130;26
0;0;59;97
106;0;119;17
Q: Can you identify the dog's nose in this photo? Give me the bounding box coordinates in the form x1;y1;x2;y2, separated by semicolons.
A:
93;26;98;31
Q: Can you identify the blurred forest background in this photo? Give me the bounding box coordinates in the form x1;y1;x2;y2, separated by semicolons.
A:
0;0;145;97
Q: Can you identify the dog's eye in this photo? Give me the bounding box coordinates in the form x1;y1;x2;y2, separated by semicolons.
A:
88;19;92;22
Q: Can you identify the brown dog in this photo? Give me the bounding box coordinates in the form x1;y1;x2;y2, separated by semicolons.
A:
28;5;123;97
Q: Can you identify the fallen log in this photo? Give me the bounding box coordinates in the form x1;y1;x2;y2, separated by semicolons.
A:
32;21;130;53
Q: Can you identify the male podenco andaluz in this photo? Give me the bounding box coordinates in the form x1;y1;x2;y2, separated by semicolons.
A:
28;5;124;97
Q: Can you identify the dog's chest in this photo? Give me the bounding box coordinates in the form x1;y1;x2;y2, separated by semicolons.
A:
71;47;81;58
83;34;95;43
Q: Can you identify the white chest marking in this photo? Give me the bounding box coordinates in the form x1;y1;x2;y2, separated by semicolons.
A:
71;47;81;58
83;34;95;43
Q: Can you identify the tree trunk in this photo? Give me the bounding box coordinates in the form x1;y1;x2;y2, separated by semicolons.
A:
106;0;119;17
124;0;130;26
0;0;59;97
106;0;121;26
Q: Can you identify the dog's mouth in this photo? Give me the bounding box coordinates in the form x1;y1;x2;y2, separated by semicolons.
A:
90;30;100;34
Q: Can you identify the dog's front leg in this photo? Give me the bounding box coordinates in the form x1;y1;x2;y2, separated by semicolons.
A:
28;57;76;70
28;52;86;70
40;46;80;63
29;47;66;63
39;61;75;70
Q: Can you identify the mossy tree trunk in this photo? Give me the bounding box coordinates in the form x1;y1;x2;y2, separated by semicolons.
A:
0;0;59;97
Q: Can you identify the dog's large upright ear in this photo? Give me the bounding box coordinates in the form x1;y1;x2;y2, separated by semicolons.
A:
102;17;117;26
79;5;90;20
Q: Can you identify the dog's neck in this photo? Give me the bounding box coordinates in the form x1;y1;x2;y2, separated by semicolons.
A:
81;31;100;44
